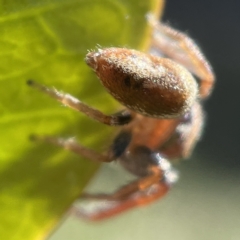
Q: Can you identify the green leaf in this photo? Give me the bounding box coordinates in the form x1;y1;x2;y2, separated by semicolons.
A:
0;0;164;239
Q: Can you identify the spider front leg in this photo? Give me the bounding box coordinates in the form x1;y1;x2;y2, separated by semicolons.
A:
148;14;215;98
27;80;132;126
27;80;134;161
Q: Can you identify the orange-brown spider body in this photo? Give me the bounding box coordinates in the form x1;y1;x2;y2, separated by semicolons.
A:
27;15;214;221
86;48;198;119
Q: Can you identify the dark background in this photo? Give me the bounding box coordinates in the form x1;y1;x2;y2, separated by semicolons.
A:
51;1;240;239
163;0;240;170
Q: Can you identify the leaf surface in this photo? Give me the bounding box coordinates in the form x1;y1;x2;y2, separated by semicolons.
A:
0;0;164;239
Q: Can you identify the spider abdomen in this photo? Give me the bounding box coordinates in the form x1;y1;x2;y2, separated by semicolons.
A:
86;48;198;118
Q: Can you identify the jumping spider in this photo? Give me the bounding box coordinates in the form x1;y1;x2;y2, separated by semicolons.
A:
27;15;214;221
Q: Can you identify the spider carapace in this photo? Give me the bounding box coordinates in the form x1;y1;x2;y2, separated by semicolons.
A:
27;15;214;221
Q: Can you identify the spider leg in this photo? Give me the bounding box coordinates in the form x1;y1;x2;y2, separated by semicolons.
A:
30;135;113;162
71;171;171;221
160;101;204;159
81;170;162;201
71;155;178;221
147;14;215;99
27;80;132;126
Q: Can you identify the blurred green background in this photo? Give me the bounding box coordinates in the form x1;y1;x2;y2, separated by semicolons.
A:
50;1;240;240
